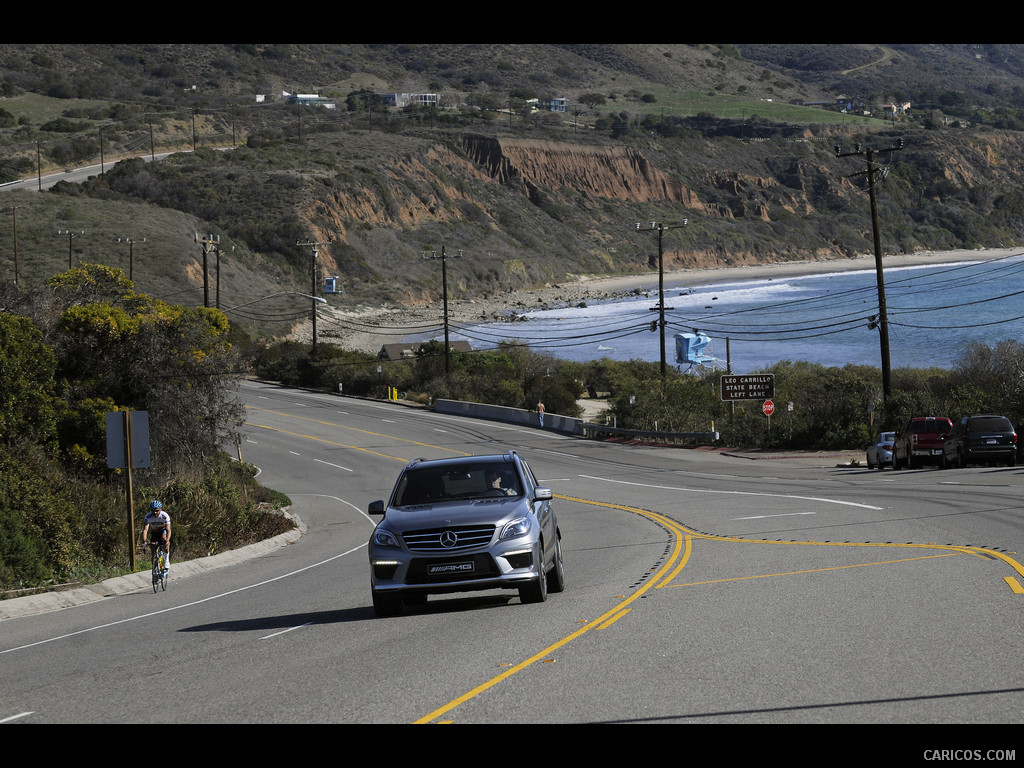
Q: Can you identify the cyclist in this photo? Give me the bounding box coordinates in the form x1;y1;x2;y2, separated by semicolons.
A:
141;500;171;572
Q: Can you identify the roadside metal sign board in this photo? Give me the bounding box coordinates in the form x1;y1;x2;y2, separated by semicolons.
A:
106;411;151;469
720;374;775;402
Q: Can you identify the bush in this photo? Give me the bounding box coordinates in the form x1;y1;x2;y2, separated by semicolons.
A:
0;445;84;586
141;454;294;560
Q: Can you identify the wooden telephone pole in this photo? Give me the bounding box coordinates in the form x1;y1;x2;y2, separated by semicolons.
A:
835;138;904;404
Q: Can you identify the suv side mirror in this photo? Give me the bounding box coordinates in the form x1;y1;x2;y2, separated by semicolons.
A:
368;499;385;515
534;487;552;501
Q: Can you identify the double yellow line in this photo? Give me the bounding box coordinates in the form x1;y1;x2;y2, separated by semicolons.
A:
243;407;1024;721
414;495;691;723
414;494;1024;724
245;405;472;462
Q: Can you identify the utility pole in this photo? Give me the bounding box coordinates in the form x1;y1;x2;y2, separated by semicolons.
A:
6;206;18;286
296;238;334;353
117;237;145;282
194;233;219;308
835;138;904;404
635;219;687;376
213;245;235;309
58;229;84;269
423;245;462;381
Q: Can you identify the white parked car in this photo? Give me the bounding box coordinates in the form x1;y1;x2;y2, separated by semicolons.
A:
866;431;896;469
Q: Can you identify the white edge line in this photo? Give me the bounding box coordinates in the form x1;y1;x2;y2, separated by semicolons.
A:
314;458;354;472
1;712;34;723
260;621;314;640
2;495;370;656
577;474;883;510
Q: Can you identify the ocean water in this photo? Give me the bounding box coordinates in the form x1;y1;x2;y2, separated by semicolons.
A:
438;253;1024;374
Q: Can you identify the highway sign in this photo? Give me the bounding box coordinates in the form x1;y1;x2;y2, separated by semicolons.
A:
720;374;775;401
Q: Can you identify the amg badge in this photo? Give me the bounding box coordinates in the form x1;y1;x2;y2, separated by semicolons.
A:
428;562;474;575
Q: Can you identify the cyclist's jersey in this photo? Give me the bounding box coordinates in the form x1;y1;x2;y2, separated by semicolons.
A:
144;510;170;530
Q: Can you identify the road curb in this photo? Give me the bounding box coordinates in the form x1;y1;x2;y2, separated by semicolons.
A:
0;509;305;621
720;449;863;467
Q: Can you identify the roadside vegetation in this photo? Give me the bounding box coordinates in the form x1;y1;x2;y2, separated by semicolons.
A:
5;263;1024;597
7;44;1024;597
250;334;1024;455
0;265;292;597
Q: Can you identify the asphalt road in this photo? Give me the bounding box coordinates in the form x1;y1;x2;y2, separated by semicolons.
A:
3;380;1024;740
0;151;190;193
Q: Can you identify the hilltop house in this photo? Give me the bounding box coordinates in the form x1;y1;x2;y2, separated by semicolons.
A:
282;91;336;108
379;93;442;108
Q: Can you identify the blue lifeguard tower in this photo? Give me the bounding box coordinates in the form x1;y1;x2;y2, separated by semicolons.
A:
675;331;717;372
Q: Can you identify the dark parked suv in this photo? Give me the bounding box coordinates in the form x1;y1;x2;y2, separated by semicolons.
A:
893;417;953;470
941;414;1018;468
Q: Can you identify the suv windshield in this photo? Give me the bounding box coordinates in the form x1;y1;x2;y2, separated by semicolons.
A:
394;463;521;505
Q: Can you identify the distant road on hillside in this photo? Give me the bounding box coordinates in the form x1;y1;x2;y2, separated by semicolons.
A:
1;149;196;192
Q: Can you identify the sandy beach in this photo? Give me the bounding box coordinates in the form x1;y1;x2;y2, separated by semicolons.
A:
310;248;1023;355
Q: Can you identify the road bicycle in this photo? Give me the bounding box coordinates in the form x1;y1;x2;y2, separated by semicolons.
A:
141;542;169;592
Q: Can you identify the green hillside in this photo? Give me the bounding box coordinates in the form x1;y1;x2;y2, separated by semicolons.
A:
4;44;1024;336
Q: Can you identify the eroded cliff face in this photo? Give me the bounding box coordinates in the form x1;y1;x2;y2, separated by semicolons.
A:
308;135;840;241
306;136;713;244
460;135;706;208
306;143;492;234
301;134;863;299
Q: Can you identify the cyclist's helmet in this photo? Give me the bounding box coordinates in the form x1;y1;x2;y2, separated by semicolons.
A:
149;500;163;511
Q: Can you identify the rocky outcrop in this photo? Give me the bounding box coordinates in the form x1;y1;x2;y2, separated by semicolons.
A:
461;135;706;209
295;127;1024;309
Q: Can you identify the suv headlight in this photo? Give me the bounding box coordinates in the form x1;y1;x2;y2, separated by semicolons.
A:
373;528;400;548
500;516;532;541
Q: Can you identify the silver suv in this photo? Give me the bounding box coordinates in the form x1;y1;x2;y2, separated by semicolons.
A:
367;451;564;616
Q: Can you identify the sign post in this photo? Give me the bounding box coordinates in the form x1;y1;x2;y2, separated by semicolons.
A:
106;411;150;570
762;399;774;437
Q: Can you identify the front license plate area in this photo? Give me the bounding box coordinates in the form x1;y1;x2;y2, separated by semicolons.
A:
428;561;475;576
408;554;499;583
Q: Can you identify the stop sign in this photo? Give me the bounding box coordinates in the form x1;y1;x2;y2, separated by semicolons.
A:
762;399;775;416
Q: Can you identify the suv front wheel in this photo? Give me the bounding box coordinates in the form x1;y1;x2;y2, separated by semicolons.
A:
519;542;550;604
546;537;565;594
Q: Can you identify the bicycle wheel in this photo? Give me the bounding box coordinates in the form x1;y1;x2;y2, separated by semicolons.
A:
150;546;161;593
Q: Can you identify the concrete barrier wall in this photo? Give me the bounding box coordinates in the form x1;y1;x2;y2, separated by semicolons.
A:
432;399;718;444
433;399;584;435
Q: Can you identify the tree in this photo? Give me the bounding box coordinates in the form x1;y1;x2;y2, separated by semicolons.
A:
345;89;388;112
0;314;60;449
45;264;244;473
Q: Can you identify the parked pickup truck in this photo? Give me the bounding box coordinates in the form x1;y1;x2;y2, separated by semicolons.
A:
893;416;953;470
